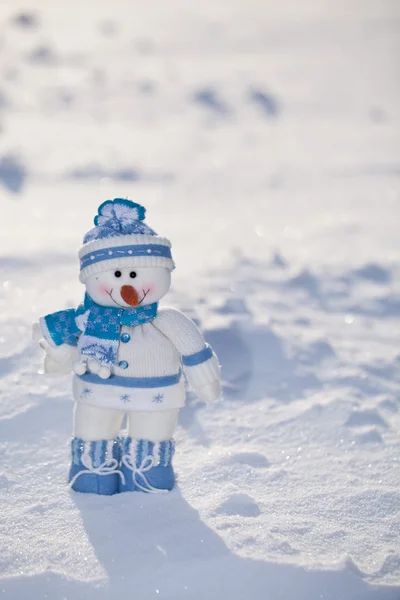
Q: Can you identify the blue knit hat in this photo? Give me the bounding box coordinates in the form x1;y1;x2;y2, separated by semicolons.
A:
79;199;174;283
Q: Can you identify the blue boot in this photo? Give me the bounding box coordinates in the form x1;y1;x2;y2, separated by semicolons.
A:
119;438;175;493
69;437;122;495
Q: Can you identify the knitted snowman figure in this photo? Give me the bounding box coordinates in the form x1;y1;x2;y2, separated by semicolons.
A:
33;199;221;495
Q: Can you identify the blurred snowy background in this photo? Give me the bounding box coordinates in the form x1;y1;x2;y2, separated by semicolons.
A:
0;1;399;599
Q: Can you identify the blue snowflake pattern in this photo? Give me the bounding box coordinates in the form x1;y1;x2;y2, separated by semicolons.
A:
120;394;131;404
152;393;164;404
81;387;92;398
81;343;117;365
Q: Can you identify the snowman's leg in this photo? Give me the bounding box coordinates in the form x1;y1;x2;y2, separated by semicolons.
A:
119;410;179;494
127;410;179;442
69;403;125;495
73;402;124;441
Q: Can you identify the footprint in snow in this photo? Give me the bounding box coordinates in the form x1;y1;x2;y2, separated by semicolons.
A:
12;12;39;28
345;409;388;429
214;297;251;316
354;428;383;444
249;88;279;118
352;263;392;284
28;45;56;65
192;88;231;116
0;154;27;194
204;325;252;399
216;493;261;518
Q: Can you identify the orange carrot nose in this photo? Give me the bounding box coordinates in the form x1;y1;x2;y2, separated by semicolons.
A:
120;285;139;306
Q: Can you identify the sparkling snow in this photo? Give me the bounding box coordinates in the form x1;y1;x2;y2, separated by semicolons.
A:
0;1;399;599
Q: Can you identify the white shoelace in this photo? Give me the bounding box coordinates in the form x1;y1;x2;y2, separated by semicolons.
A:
121;452;168;494
69;442;125;488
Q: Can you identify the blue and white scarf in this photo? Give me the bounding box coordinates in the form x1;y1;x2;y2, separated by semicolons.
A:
41;294;158;367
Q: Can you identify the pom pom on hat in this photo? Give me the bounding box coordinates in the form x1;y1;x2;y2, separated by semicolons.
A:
94;198;146;228
84;198;156;243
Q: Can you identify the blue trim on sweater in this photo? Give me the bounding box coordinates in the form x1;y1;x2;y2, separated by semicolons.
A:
78;370;182;389
80;244;172;270
182;344;213;366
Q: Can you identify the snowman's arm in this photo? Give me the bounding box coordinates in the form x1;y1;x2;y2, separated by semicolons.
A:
38;309;81;348
32;309;82;375
153;308;221;402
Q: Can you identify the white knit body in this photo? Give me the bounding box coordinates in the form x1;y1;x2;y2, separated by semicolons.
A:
73;307;219;412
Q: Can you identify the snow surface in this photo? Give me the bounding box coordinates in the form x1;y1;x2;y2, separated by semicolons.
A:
1;0;400;598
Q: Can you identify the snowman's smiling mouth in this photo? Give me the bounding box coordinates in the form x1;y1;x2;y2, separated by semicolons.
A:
107;288;150;308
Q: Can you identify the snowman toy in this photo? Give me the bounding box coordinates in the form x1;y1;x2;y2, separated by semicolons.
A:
33;198;221;495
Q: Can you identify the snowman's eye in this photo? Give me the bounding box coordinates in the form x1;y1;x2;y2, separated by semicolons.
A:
114;270;122;278
130;271;137;279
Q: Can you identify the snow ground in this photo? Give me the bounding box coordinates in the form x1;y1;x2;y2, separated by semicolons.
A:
0;0;400;598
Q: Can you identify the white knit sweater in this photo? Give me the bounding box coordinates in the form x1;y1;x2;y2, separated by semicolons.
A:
72;307;220;412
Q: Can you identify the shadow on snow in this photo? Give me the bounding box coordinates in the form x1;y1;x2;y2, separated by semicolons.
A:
1;489;399;600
